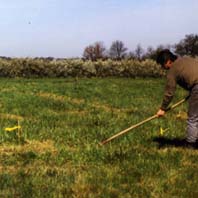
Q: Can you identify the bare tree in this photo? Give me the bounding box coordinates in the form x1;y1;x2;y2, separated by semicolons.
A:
143;46;159;60
83;45;95;61
127;51;136;60
175;34;198;57
143;45;171;60
83;42;106;61
109;40;128;60
135;44;144;60
94;42;106;60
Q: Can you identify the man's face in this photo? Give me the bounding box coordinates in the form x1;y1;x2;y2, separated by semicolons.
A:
163;60;172;70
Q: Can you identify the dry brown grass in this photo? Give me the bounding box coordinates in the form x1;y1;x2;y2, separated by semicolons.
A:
176;111;187;120
0;140;56;156
0;113;24;121
36;92;137;116
37;92;85;105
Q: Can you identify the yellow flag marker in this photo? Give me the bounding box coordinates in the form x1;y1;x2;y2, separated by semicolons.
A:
160;127;169;136
5;126;21;132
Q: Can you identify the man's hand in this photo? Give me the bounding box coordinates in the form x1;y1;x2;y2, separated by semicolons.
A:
156;109;165;117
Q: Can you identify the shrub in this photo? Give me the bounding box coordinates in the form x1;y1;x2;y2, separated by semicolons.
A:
0;58;164;78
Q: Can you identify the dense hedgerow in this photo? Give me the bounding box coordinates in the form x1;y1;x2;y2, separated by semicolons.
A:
0;58;165;78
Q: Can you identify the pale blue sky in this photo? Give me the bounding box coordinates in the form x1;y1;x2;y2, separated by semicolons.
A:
0;0;198;58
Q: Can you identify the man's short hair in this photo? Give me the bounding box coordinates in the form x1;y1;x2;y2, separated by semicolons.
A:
156;49;177;68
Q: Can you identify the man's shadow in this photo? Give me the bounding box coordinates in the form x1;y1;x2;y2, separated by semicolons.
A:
153;136;197;149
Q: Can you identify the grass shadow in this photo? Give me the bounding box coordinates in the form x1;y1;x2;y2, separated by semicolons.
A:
153;136;198;149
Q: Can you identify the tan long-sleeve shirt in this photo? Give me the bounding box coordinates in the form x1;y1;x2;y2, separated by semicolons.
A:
161;56;198;110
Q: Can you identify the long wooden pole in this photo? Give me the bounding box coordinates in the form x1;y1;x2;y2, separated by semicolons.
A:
100;98;187;145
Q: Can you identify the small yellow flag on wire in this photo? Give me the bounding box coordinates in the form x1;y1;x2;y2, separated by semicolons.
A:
160;127;169;136
5;126;21;132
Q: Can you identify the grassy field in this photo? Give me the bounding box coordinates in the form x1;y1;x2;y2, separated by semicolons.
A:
0;77;198;198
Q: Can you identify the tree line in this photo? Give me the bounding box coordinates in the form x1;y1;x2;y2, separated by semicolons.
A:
83;34;198;61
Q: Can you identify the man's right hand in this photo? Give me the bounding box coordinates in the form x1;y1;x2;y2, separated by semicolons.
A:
156;109;165;117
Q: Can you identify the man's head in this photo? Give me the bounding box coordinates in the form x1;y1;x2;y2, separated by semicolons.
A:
156;49;177;69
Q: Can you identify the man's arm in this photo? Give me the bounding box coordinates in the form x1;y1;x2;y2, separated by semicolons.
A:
157;71;177;116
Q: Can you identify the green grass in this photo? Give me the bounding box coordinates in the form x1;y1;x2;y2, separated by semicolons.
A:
0;77;198;198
